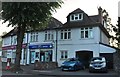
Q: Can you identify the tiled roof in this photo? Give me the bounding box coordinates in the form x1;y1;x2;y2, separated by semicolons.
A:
2;8;111;38
2;17;63;38
67;8;84;16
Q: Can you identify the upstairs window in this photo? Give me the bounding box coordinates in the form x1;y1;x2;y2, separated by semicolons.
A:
80;27;93;39
45;31;54;41
30;32;38;42
60;29;71;40
13;36;17;45
70;13;83;21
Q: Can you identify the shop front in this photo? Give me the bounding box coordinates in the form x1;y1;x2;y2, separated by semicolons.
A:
29;43;53;64
2;44;27;65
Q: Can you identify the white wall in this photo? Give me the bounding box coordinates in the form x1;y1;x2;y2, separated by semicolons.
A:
57;43;100;66
57;27;100;45
2;37;11;46
100;30;109;45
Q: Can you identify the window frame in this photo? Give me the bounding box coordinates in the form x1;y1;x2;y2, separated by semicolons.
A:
30;32;38;42
44;31;54;41
60;50;68;59
70;13;83;21
60;29;71;40
80;27;93;39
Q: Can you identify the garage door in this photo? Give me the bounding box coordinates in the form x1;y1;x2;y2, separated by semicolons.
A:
76;51;93;68
100;53;113;69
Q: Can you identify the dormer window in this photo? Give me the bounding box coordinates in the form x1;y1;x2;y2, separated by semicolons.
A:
70;13;83;21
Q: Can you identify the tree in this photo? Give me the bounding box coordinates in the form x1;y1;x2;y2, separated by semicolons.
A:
1;2;63;72
113;17;120;76
100;8;120;75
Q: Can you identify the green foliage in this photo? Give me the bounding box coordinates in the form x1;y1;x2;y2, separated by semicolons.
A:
2;2;63;29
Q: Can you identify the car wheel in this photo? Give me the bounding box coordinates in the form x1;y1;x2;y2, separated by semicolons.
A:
74;65;77;71
61;68;64;71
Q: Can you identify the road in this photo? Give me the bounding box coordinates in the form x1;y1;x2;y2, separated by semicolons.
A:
1;74;119;77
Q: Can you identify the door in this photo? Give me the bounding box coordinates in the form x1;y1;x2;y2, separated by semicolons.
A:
40;50;52;62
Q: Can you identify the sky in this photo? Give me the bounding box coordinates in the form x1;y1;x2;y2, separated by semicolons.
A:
0;0;120;36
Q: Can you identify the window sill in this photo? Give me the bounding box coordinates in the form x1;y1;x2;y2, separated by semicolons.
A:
59;39;72;41
79;38;94;40
30;41;38;42
70;19;83;22
44;40;54;42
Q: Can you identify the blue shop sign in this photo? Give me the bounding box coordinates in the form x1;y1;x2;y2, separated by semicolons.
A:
29;43;53;49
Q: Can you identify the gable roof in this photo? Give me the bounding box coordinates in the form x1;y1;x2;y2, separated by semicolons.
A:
67;8;84;17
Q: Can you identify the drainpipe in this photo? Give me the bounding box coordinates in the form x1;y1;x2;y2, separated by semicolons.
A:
26;32;29;65
55;29;58;63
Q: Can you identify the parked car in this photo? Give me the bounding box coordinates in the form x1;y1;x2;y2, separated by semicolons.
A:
61;58;85;71
89;57;108;73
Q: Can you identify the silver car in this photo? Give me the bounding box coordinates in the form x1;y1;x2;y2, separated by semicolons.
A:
89;57;108;73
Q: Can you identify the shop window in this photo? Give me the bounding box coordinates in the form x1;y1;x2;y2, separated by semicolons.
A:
2;51;7;58
60;29;71;40
60;51;68;59
35;52;39;59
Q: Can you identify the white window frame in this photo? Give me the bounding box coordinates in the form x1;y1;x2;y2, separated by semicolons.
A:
30;32;38;42
60;29;71;40
80;27;93;39
45;31;54;41
70;13;83;21
60;50;68;59
13;36;17;45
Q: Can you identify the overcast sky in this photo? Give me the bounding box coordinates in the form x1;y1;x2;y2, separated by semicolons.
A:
0;0;120;36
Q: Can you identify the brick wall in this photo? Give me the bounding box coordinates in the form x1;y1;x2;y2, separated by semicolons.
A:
34;61;58;70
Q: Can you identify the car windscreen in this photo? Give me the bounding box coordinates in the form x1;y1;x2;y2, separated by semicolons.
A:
91;57;102;61
66;58;78;62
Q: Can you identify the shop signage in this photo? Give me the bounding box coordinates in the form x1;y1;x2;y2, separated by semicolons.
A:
29;43;53;49
2;44;27;50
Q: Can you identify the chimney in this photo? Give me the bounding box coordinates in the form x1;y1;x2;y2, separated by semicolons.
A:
98;6;103;23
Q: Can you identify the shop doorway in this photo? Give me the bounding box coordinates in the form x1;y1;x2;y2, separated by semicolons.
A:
30;51;40;63
40;50;52;62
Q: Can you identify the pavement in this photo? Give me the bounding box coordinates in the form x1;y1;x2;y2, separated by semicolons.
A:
1;62;119;77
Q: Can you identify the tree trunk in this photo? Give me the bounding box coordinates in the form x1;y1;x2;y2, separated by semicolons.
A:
11;25;26;72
